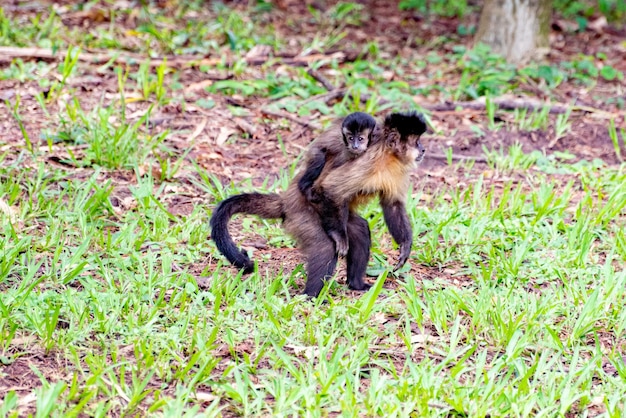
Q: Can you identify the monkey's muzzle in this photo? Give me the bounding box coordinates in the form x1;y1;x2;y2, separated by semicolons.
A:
415;141;426;163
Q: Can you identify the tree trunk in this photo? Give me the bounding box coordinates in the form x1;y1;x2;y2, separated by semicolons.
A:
474;0;551;64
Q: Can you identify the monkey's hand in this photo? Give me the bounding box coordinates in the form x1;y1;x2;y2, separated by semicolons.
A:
329;230;349;257
393;242;411;271
305;188;323;205
308;185;325;204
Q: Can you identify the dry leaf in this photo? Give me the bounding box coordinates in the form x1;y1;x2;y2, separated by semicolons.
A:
285;344;318;359
245;44;272;60
0;197;18;224
191;391;218;402
411;333;436;344
588;16;608;33
187;118;208;142
186;80;214;92
216;127;236;146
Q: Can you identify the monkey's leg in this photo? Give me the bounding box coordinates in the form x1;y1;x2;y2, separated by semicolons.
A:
381;198;413;271
315;193;349;257
302;233;339;297
346;213;371;291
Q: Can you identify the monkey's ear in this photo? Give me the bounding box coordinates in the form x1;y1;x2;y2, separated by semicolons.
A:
341;126;351;138
384;111;427;138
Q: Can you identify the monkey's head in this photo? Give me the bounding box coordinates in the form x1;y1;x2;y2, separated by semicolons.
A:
383;111;427;164
341;112;377;156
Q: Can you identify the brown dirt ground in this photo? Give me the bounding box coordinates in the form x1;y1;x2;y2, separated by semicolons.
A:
1;0;625;415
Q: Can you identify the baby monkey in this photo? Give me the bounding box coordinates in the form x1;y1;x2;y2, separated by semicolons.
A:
297;112;377;256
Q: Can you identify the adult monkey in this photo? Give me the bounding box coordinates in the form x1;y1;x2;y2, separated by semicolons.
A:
210;111;427;297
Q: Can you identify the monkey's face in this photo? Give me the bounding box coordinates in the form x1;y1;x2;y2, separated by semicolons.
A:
341;112;377;156
383;111;427;166
411;135;426;164
342;127;371;155
394;133;425;167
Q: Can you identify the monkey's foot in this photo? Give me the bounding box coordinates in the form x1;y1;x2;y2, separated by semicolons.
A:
329;232;349;257
348;281;372;291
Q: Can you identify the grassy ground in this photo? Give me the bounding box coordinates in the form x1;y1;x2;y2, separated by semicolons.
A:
1;1;626;416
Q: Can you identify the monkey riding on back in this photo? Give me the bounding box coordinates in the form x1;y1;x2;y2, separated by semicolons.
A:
210;111;428;297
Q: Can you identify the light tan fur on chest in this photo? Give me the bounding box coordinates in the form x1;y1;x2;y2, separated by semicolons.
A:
319;145;410;208
361;152;408;199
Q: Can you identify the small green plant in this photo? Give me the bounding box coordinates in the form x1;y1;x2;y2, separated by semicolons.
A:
46;102;168;169
513;106;551;131
46;46;80;100
329;2;365;26
483;142;542;171
519;64;566;89
554;0;626;22
308;2;365;28
0;60;52;82
454;44;517;100
485;96;498;130
554;106;573;141
132;59;169;105
399;0;470;17
4;95;33;153
608;118;625;161
599;64;623;81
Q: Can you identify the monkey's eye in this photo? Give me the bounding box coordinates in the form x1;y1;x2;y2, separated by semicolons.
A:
358;136;364;142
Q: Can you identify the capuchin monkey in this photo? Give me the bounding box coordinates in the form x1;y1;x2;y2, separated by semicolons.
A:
210;111;427;297
297;112;377;256
310;111;427;292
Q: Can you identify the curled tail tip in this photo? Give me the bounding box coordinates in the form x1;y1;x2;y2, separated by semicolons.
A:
239;249;255;274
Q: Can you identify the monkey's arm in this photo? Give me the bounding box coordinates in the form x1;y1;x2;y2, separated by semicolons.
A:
381;197;412;270
298;149;327;203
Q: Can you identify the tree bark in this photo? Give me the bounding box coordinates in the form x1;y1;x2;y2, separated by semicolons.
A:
475;0;551;64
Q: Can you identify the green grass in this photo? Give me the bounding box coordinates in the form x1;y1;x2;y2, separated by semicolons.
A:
1;1;626;416
3;134;626;416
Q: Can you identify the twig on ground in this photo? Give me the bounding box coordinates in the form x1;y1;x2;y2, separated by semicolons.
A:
286;126;310;143
0;46;150;65
307;68;336;91
260;108;321;130
234;118;259;138
423;97;615;117
423;98;568;114
0;47;350;69
428;153;488;163
300;88;348;105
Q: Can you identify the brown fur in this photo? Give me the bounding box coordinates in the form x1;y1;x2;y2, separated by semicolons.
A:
297;114;379;256
316;127;420;209
210;111;426;297
312;117;427;271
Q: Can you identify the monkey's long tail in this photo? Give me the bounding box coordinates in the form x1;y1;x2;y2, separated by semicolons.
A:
209;192;284;273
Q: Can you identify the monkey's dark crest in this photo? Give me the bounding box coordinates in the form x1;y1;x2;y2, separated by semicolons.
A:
384;111;427;138
210;111;428;297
